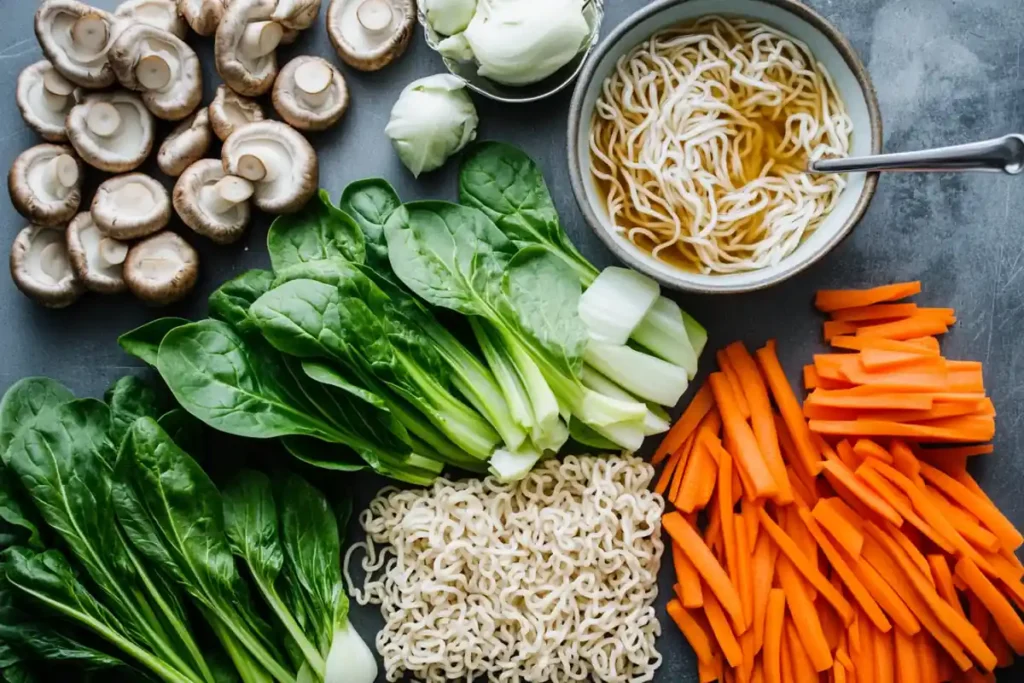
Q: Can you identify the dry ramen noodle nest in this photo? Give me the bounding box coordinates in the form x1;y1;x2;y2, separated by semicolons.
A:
589;16;853;275
344;454;665;683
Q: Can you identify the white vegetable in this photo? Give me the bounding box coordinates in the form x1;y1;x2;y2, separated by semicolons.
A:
682;310;709;357
384;74;478;177
579;267;660;345
437;0;589;86
325;622;377;683
581;367;670;436
584;340;689;407
488;444;542;482
424;0;476;35
632;296;700;378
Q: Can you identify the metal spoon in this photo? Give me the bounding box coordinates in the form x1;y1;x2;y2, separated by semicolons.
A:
808;134;1024;174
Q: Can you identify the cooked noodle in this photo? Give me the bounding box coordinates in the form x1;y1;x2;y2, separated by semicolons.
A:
588;16;852;274
344;455;665;683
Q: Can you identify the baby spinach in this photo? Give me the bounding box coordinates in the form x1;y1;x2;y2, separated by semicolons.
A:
118;319;190;368
267;191;365;274
338;179;400;273
105;376;171;447
0;378;74;457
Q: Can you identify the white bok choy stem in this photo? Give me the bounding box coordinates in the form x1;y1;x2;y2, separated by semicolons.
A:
631;296;701;379
578;267;660;345
580;366;670;436
325;622;377;683
583;340;690;407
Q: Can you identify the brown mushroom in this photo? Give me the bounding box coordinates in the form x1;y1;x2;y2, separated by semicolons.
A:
91;173;171;240
65;91;156;173
66;212;128;293
272;56;349;132
273;0;321;30
215;0;284;96
16;61;80;143
35;0;117;89
108;22;203;121
10;224;84;308
173;158;252;244
177;0;226;36
327;0;414;71
209;84;266;141
158;109;212;177
114;0;188;38
124;231;199;305
222;120;318;213
8;145;83;227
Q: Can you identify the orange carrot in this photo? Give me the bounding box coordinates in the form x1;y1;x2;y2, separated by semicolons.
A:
673;540;704;609
824;320;859;340
866;400;990;424
654;443;685;495
831;303;920;322
704;589;744;668
906;336;942;352
860;348;944;371
735;508;754;629
809;417;995;442
742;499;760;550
919;444;994;460
669;434;697;505
830;335;941;356
815;282;922;313
874;627;895;683
889;439;923;486
776;554;834;671
763;589;785;683
918;463;1024;550
668;598;716;664
812;499;865;557
916;634;940;683
856;315;949;341
927;555;965;618
785;619;819;682
955;557;1024;654
663;512;745;631
850;553;920;635
853;438;894;464
855;465;953;553
894;627;919;683
820;459;902;526
756;342;821;475
924;489;1000;552
751;532;780;653
718;445;739;594
834;439;861;470
709;372;778;500
803;365;820;390
805;390;934;411
718;349;752;420
654;382;714;464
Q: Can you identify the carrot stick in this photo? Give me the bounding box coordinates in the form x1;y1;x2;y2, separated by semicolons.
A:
785;619;819;682
812;499;865;557
742;499;760;550
809;417;995;443
821;459;903;526
678;440;713;513
829;363;950;392
853;438;895;464
815;282;922;312
756;508;853;623
655;444;684;495
751;531;780;653
709;373;778;500
860;348;944;371
756;342;821;475
874;627;895;683
803;365;820;390
955;557;1024;654
654;382;714;464
668;598;716;664
704;589;744;668
674;540;704;608
718;445;739;594
698;653;723;683
825;320;860;340
890;439;923;486
894;627;919;683
924;489;1000;552
987;618;1015;668
735;508;754;629
906;336;942;352
668;435;697;503
835;439;862;469
805;390;934;411
919;444;994;460
856;465;953;553
866;401;990;423
927;555;966;619
664;512;745;632
718;350;752;420
916;634;940;683
830;335;941;356
763;589;785;683
918;463;1024;550
777;554;834;671
968;589;992;640
831;303;921;321
856;315;949;341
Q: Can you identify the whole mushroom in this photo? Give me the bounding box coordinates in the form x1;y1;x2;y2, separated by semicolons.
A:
114;0;188;38
91;173;171;240
35;0;117;89
66;212;128;293
124;231;199;305
215;0;285;96
108;23;203;121
222;121;318;214
8;145;83;226
209;84;266;141
327;0;415;71
10;224;84;308
174;158;253;244
272;56;349;132
16;61;80;143
158;109;212;177
273;0;322;31
66;91;156;173
178;0;226;37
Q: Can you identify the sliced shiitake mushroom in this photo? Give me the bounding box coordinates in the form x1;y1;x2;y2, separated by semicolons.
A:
222;120;318;214
108;23;203;121
173;158;253;244
16;61;80;143
158;109;212;177
10;224;84;308
327;0;415;71
124;231;199;305
114;0;188;38
8;145;83;227
209;84;266;141
272;56;349;132
35;0;117;89
215;0;284;96
66;212;128;293
92;173;171;240
66;91;156;173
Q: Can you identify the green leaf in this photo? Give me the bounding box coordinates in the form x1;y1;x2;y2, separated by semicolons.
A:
0;469;43;552
118;319;190;368
567;418;619;451
267;190;365;273
222;471;284;585
279;438;367;473
208;270;277;334
156;410;205;456
338;179;401;272
104;376;170;448
0;378;74;458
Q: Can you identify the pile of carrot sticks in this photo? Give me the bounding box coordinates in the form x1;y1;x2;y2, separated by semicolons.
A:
652;284;1021;683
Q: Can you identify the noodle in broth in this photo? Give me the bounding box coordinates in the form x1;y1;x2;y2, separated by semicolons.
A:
589;16;852;274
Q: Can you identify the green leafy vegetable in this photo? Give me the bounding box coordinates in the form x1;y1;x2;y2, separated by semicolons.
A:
105;376;170;447
267;191;365;274
118;319;190;367
337;179;401;272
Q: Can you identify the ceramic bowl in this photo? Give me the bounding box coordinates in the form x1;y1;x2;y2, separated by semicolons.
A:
418;0;605;104
566;0;882;293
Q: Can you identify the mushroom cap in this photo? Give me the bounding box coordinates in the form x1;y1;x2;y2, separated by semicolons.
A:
8;144;83;226
16;61;80;143
115;0;188;38
173;158;252;244
124;231;199;305
158;108;212;176
273;0;322;30
35;0;117;89
65;91;155;173
91;173;172;240
327;0;415;72
215;0;282;97
272;56;349;132
10;224;84;308
108;23;203;121
222;120;318;214
178;0;226;36
208;84;266;141
66;212;128;294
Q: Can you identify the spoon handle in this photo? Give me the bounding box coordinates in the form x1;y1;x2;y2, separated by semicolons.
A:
809;134;1024;175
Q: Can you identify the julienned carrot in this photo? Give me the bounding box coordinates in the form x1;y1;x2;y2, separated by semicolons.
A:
673;539;704;608
916;634;940;683
805;390;933;411
654;439;685;495
709;372;778;500
654;382;713;464
815;282;922;313
830;303;920;322
955;557;1024;654
924;489;1000;552
927;554;965;619
776;555;834;672
820;459;903;526
803;365;819;390
890;439;923;486
735;509;754;629
867;400;990;424
668;598;716;664
860;348;943;372
704;589;744;668
742;499;760;549
762;590;785;683
853;438;894;464
832;363;951;392
809;417;995;442
874;627;895;683
850;554;921;635
920;444;994;460
856;315;949;341
663;512;745;632
756;508;853;623
825;320;859;341
785;619;818;682
718;446;739;594
668;435;697;503
812;499;864;558
830;335;940;356
893;615;920;683
756;342;821;475
751;532;780;653
718;350;752;420
855;465;953;553
918;463;1024;550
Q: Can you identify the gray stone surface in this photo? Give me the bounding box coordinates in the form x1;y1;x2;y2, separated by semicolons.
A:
1;0;1023;680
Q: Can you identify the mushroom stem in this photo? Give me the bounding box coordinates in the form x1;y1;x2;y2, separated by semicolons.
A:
241;20;284;58
294;60;334;109
136;52;173;90
201;175;255;214
41;70;74;111
42;154;80;195
71;13;110;54
86;102;122;137
236;152;280;183
356;0;395;33
39;242;71;283
98;237;128;267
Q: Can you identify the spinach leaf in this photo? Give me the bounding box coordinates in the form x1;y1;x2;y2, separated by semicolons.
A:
280;438;366;473
459;142;597;284
0;470;43;551
104;376;170;448
118;319;190;368
0;378;74;457
267;191;365;274
208;271;277;334
156;410;206;456
337;179;400;272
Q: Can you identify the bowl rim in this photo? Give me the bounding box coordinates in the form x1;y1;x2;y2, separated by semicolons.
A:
565;0;884;294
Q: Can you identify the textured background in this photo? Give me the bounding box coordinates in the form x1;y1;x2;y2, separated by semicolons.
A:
1;0;1024;680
